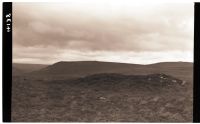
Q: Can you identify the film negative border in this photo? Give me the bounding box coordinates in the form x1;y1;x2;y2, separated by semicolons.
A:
2;2;12;122
1;2;200;122
194;2;200;123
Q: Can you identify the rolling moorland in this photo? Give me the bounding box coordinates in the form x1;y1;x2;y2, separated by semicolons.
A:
12;61;193;122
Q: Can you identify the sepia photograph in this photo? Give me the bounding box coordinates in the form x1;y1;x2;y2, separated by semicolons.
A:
11;1;193;122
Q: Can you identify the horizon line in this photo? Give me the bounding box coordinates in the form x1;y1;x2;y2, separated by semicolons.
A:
12;60;194;65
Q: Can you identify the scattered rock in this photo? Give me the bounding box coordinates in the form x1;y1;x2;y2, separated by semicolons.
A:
99;97;106;100
172;80;177;83
152;96;160;102
181;81;186;86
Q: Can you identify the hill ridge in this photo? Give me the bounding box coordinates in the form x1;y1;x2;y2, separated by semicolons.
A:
28;61;192;78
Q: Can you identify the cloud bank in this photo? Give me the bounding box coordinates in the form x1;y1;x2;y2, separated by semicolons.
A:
13;2;194;64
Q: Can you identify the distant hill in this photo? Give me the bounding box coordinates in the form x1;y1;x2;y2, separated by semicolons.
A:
12;67;25;76
29;61;193;81
30;61;142;77
13;63;48;74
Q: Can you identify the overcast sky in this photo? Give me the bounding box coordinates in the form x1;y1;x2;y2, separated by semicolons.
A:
13;1;194;64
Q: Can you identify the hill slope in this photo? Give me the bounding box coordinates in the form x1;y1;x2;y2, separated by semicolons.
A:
29;61;193;81
13;63;48;73
29;61;142;79
12;67;25;76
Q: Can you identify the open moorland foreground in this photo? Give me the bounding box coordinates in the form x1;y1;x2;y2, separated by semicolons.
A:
12;61;193;122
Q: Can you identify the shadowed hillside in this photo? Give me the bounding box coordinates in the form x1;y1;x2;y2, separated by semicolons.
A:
13;63;48;74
